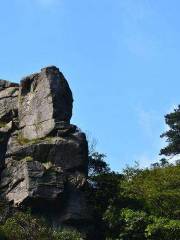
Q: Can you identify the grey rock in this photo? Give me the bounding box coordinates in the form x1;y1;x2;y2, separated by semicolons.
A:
2;126;89;223
0;86;19;122
0;122;13;170
0;79;18;91
18;66;73;140
1;159;64;206
6;130;88;173
55;121;77;137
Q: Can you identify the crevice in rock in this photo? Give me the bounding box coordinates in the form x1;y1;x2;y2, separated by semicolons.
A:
0;95;18;101
6;178;25;194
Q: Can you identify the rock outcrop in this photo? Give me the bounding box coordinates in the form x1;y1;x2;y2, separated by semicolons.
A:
19;66;73;140
0;66;91;230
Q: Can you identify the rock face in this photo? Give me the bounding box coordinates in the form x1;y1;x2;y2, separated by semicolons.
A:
0;66;91;230
19;66;73;140
0;80;19;171
0;80;19;122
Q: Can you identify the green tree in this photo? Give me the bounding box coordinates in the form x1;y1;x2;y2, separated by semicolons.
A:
104;208;180;240
104;208;148;240
121;162;180;218
88;152;110;177
87;150;123;239
160;105;180;156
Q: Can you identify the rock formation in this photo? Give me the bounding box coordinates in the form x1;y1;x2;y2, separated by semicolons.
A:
0;66;91;231
19;66;73;140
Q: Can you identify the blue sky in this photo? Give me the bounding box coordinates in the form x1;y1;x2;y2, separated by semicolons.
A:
1;0;180;171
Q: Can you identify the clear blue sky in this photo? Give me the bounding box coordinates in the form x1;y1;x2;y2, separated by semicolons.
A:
1;0;180;171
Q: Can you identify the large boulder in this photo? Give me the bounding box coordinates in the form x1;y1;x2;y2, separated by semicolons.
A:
6;130;88;174
1;159;65;206
18;66;73;140
1;128;89;223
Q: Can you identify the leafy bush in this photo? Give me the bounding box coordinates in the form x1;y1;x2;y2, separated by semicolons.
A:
104;207;180;240
104;208;148;240
52;228;83;240
0;212;51;240
0;122;7;128
121;164;180;218
0;211;84;240
146;216;180;240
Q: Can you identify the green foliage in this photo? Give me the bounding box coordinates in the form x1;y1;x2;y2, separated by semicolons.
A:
0;212;83;240
17;134;32;145
10;87;18;95
160;105;180;156
88;152;110;176
88;151;121;216
119;209;148;240
146;216;180;240
20;156;33;162
0;212;51;240
104;208;180;240
89;172;123;217
52;228;83;240
0;122;7;128
0;199;10;227
104;208;148;240
121;162;180;218
87;148;180;239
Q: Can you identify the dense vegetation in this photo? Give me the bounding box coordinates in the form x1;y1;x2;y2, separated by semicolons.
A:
87;105;180;239
0;211;83;240
0;107;180;239
88;156;180;239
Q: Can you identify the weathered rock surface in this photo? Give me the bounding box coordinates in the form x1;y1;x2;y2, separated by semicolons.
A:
19;66;73;140
0;66;91;230
1;159;65;206
0;79;18;90
6;132;88;173
0;122;12;170
0;79;19;170
0;80;19;122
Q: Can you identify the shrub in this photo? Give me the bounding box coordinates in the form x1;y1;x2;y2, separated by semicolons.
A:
0;212;51;240
145;216;180;240
0;122;7;128
52;228;83;240
104;207;148;240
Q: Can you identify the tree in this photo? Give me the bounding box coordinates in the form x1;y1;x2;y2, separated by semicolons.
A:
121;162;180;219
87;137;110;177
104;208;148;240
86;128;180;239
104;208;180;240
88;152;110;177
160;105;180;156
87;148;123;239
